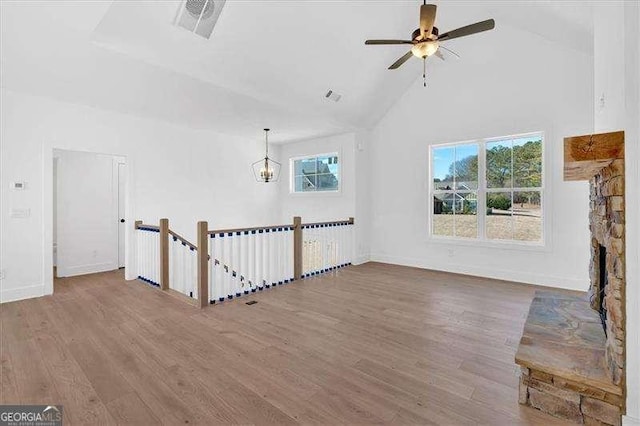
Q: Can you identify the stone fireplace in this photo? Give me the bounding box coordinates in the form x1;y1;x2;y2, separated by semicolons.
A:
588;154;626;386
515;131;625;425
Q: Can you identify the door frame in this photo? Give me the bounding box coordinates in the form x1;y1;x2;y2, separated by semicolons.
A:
117;161;126;268
44;145;135;295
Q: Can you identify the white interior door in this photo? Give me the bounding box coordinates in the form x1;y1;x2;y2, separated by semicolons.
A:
56;150;119;277
118;162;126;268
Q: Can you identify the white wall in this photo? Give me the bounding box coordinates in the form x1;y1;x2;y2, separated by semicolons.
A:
0;88;279;303
277;133;357;223
276;131;371;264
55;150;121;277
367;23;594;290
354;130;372;265
593;1;640;423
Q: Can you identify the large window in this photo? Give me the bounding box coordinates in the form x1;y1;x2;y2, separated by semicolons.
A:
430;133;543;244
291;153;340;193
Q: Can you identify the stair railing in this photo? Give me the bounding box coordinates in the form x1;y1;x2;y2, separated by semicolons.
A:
135;216;354;308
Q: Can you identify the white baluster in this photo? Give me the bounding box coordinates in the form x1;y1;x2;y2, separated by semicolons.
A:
192;246;198;299
144;230;149;280
267;229;278;286
221;234;228;298
332;226;337;267
277;227;283;284
181;242;187;295
214;235;222;301
229;234;236;297
302;227;307;276
209;236;214;302
255;230;262;289
289;228;294;280
249;230;256;291
136;230;140;278
241;231;249;294
323;225;328;273
170;238;175;291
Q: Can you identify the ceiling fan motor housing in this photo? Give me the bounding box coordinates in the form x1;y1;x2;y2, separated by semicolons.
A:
412;26;438;41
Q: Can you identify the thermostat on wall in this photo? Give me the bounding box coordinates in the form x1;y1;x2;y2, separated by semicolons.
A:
10;208;30;218
11;181;27;190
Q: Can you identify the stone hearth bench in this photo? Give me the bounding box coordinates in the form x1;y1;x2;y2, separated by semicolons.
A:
515;291;624;425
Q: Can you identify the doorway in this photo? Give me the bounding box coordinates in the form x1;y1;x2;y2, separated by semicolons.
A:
53;149;126;278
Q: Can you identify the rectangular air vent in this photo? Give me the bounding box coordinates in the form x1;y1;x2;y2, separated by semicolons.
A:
175;0;226;39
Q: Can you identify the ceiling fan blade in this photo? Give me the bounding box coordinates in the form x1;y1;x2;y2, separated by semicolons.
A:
420;4;437;39
365;39;413;45
388;51;414;70
434;49;445;61
438;19;495;42
440;45;461;58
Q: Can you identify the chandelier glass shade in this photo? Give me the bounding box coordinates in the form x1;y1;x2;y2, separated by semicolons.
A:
252;128;281;183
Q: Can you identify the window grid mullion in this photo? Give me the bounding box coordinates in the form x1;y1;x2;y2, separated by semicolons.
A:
452;146;456;238
479;139;486;241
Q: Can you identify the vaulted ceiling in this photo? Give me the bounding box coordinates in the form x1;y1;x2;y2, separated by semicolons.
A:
0;0;593;143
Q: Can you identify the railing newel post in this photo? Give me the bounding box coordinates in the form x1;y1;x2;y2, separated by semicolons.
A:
197;221;209;308
159;218;170;291
293;216;302;280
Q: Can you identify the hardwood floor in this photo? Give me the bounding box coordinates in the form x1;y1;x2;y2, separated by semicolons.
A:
0;263;571;425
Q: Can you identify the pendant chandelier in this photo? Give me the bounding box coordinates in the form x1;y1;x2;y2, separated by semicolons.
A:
252;128;281;183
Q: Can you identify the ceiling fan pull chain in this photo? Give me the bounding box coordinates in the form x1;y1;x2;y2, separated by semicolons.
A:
423;58;427;87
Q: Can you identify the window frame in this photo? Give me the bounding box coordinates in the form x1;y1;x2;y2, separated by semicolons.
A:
428;131;546;248
289;151;341;195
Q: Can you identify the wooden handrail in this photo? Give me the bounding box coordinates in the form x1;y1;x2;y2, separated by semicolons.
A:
208;224;293;235
136;223;159;231
168;229;197;251
302;217;355;228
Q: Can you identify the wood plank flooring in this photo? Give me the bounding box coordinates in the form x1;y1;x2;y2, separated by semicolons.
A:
0;262;573;425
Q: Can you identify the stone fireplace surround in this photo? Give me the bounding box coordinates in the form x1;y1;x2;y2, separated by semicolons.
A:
516;131;625;425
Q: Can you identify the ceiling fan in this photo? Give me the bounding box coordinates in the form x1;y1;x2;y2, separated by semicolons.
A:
365;1;495;86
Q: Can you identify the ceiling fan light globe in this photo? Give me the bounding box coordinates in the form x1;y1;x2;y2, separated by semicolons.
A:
411;41;439;58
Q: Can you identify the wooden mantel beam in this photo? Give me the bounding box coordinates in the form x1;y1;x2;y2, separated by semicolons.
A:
564;131;624;181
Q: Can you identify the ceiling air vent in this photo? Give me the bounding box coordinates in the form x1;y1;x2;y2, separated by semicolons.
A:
325;90;342;102
175;0;226;39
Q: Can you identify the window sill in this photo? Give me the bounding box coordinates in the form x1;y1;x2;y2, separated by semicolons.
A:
289;190;342;198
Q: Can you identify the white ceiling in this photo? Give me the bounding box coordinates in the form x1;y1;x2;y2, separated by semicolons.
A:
0;0;594;143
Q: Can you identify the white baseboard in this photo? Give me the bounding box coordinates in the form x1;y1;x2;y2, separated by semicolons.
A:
353;255;371;265
0;284;46;303
624;415;640;426
57;261;118;277
369;253;586;291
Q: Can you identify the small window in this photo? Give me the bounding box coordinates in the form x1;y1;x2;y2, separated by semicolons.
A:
291;153;340;193
430;132;544;245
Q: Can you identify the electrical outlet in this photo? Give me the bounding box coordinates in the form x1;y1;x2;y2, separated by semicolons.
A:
0;269;5;280
447;249;454;258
